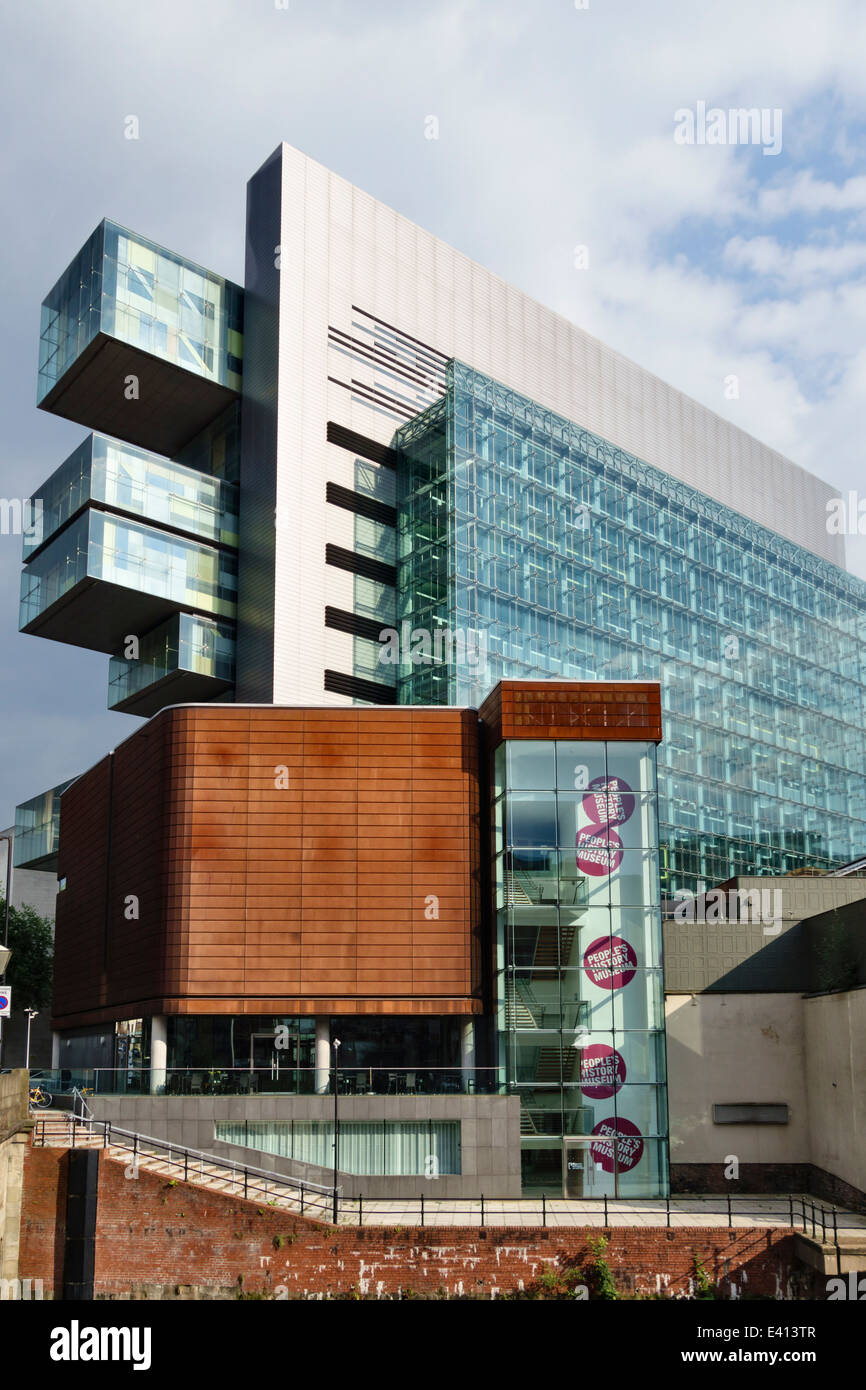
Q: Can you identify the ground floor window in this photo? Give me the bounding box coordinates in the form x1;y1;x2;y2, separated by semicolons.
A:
215;1119;461;1176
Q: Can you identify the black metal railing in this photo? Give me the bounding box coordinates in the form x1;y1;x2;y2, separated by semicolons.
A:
27;1065;506;1098
32;1112;337;1220
339;1193;863;1233
30;1115;866;1233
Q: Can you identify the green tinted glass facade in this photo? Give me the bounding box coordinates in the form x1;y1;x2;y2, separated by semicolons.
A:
396;362;866;895
13;781;75;869
107;612;236;709
20;509;237;629
38;220;242;403
493;738;667;1196
25;433;238;560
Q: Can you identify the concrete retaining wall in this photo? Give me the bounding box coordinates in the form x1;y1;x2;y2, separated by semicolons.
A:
88;1092;523;1199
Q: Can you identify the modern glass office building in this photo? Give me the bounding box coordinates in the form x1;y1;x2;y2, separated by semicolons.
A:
396;362;866;896
14;143;866;1197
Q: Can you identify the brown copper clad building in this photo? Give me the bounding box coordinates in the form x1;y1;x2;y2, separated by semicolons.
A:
54;704;482;1027
52;681;662;1133
54;682;660;1032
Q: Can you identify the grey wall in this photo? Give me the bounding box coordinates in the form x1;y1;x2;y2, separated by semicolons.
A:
665;993;809;1167
89;1092;522;1199
666;985;866;1202
235;147;281;701
803;988;866;1198
663;875;866;993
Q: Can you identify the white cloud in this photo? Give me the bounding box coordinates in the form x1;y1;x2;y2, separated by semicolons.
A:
723;234;866;281
757;171;866;217
2;0;866;822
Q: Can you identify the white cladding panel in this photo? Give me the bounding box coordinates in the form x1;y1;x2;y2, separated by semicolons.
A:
268;143;844;704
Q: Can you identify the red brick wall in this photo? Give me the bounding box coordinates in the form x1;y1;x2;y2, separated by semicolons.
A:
19;1145;68;1297
19;1146;813;1300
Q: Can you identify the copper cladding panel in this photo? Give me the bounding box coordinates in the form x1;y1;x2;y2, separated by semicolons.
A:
53;705;482;1027
478;681;663;744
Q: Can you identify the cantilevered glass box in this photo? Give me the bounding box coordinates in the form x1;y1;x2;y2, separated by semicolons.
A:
37;221;243;456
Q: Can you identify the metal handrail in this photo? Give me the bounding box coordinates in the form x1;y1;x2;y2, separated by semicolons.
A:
34;1110;337;1207
339;1192;865;1232
70;1086;93;1120
30;1116;866;1232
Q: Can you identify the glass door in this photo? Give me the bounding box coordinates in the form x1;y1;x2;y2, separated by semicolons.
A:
563;1137;616;1197
249;1031;283;1093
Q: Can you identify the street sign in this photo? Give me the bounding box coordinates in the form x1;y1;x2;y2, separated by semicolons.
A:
0;987;11;1017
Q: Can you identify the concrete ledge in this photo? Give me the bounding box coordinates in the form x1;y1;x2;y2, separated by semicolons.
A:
794;1233;866;1276
88;1092;523;1199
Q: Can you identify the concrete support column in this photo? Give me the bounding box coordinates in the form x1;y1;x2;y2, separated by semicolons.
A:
0;1132;29;1289
51;1032;61;1070
149;1015;167;1095
461;1019;475;1092
315;1017;331;1094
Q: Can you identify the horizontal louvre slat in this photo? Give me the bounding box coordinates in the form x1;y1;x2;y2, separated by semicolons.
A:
325;543;396;587
324;669;397;704
326;420;400;469
326;481;397;527
325;606;389;642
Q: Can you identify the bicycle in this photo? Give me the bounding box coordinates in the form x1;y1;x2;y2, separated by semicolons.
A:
29;1084;52;1108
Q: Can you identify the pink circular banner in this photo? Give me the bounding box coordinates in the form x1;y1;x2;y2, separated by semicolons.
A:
576;826;624;876
578;1044;626;1099
576;776;635;877
590;1117;644;1174
583;935;638;990
582;775;636;828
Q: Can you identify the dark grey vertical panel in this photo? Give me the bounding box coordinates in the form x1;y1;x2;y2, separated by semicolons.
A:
62;1148;98;1300
235;147;282;701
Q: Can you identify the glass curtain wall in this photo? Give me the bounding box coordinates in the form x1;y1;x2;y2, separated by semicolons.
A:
38;223;105;402
20;510;237;629
37;220;243;403
107;611;236;707
493;737;668;1196
25;434;238;560
215;1120;461;1176
396;361;866;894
13;781;74;868
102;223;243;389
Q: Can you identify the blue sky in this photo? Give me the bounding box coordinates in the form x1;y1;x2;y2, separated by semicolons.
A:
1;0;865;827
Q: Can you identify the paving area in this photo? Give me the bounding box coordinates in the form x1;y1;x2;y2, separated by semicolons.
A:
31;1112;866;1233
342;1195;866;1232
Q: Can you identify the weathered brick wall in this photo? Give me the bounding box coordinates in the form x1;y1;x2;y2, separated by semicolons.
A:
18;1144;816;1299
18;1144;67;1296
